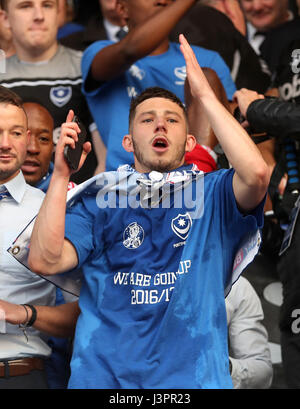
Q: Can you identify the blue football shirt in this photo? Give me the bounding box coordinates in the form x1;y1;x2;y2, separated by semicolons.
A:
64;166;264;388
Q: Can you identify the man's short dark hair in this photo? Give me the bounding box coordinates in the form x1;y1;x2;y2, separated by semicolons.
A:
0;0;7;10
129;87;188;131
0;85;24;108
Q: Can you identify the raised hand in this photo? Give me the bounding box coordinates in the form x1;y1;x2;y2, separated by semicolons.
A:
54;110;91;178
179;34;214;101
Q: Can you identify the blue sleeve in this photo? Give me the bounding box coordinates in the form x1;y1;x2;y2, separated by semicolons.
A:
81;40;113;97
64;198;97;268
213;169;265;289
215;168;264;229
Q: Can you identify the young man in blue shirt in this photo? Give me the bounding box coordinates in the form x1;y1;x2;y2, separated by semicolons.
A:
82;0;236;171
28;36;270;389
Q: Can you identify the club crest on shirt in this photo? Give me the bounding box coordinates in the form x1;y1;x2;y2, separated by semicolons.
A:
174;66;186;85
123;222;144;249
171;213;192;241
129;64;146;81
50;86;72;107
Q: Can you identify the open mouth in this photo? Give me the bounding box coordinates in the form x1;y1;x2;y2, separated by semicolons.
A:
152;136;169;152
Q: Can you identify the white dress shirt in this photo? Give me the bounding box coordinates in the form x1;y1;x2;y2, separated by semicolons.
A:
226;276;273;389
247;11;294;56
0;171;56;360
246;22;266;55
103;18;128;43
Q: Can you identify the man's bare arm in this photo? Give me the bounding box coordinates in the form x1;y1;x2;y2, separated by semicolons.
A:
90;0;199;83
28;110;91;275
185;67;231;148
91;128;107;175
180;35;270;212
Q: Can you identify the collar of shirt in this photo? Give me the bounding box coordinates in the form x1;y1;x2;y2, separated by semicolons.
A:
247;11;294;55
247;22;266;55
0;171;26;203
103;18;128;42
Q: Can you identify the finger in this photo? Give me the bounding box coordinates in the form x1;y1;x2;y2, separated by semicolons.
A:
66;109;74;123
60;126;79;142
61;136;76;150
179;33;186;44
233;90;241;99
78;142;91;170
82;141;92;155
241;120;250;129
179;34;198;65
278;174;288;196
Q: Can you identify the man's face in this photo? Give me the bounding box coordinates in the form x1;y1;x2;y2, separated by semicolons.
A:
5;0;58;54
0;102;29;184
240;0;288;31
123;97;195;173
21;102;54;185
100;0;124;25
0;8;12;43
119;0;173;28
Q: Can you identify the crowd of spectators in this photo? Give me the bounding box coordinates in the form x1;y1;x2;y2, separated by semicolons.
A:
0;0;300;389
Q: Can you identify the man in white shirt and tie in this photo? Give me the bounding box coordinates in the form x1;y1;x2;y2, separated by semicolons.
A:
0;85;57;389
61;0;128;51
240;0;292;55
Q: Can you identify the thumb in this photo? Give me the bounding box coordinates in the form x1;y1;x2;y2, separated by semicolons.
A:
77;142;92;171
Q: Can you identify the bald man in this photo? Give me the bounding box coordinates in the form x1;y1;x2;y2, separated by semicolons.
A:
21;103;54;187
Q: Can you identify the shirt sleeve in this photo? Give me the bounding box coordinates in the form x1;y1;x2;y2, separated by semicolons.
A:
81;40;113;97
216;168;265;229
226;277;273;389
212;169;265;290
64;197;98;268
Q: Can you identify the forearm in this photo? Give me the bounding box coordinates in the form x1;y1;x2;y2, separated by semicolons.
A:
28;171;70;275
32;302;80;337
201;93;268;185
247;98;300;138
29;111;87;275
180;35;269;203
91;0;198;82
185;67;230;148
0;300;80;338
123;0;196;58
230;356;273;389
91;129;106;174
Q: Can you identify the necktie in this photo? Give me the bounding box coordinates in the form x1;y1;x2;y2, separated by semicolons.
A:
116;28;127;41
254;31;266;38
0;188;11;201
